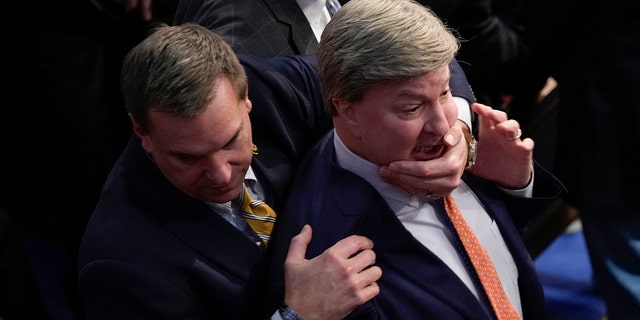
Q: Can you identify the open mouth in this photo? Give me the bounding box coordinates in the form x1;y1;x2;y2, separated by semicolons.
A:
412;144;444;161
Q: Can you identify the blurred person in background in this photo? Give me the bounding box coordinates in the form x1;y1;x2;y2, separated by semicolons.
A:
0;1;176;319
537;0;640;318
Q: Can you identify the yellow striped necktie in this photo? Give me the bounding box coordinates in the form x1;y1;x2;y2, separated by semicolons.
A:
442;195;522;320
239;185;277;247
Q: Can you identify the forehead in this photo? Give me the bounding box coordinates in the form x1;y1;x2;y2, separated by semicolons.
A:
147;79;245;150
364;67;451;99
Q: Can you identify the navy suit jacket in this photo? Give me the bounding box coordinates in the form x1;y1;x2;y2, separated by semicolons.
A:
174;0;318;57
268;131;565;319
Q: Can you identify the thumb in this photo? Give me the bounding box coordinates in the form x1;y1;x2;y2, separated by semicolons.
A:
286;224;312;262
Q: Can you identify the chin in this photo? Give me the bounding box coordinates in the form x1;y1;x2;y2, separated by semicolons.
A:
199;186;241;204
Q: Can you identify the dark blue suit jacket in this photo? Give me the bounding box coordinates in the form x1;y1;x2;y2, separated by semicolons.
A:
174;0;319;57
268;131;565;319
78;54;475;319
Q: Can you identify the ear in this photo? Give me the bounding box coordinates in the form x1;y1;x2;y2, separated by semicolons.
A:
129;114;146;138
333;98;363;138
334;98;359;126
129;114;152;152
244;87;252;113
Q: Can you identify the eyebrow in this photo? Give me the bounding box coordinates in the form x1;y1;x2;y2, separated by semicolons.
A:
223;126;242;149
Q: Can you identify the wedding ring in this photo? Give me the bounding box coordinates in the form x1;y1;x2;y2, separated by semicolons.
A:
509;128;522;140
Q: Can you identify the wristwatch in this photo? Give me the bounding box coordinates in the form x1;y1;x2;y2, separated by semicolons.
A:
467;136;477;169
459;120;477;169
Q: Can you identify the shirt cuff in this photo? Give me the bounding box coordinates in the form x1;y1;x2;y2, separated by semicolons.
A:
454;96;472;132
274;306;305;320
498;167;534;198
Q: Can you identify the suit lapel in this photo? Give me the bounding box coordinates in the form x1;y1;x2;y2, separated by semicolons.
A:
462;173;544;313
265;0;319;54
462;174;534;272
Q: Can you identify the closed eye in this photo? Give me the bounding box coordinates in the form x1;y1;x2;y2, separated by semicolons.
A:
173;152;199;164
404;105;421;114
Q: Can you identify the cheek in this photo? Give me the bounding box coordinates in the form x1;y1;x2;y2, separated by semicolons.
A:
364;121;421;158
159;160;201;187
444;101;459;124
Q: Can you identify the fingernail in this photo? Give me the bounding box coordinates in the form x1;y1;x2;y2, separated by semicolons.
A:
444;133;456;145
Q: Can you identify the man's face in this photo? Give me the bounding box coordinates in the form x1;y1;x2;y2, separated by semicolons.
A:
136;77;254;204
337;66;457;165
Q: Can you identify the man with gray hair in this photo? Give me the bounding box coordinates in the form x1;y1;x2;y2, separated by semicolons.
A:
268;0;565;319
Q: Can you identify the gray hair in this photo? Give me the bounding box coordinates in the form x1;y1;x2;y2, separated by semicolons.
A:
121;23;248;131
318;0;460;115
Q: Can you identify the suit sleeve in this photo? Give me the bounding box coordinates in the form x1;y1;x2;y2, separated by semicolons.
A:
238;54;333;207
450;57;477;128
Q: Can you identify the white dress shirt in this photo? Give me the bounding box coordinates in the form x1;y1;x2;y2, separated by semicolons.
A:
296;0;332;42
333;131;528;317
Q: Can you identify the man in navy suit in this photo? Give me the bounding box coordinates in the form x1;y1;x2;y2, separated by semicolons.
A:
268;1;565;319
78;21;485;319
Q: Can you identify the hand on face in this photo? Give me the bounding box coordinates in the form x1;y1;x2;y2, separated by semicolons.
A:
379;121;466;198
284;225;381;320
466;103;534;189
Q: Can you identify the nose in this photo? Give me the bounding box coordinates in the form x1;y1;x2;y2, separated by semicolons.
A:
422;105;450;136
203;156;232;185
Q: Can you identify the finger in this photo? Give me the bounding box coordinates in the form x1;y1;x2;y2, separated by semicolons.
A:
472;103;508;123
383;159;428;177
443;121;464;147
383;158;460;184
442;132;458;147
347;248;377;273
355;266;382;297
286;224;312;263
521;137;535;149
384;174;457;197
495;119;521;140
359;265;382;284
507;128;522;141
331;235;374;259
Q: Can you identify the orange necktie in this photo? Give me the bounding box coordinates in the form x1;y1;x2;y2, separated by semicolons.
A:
442;195;522;320
239;185;277;247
